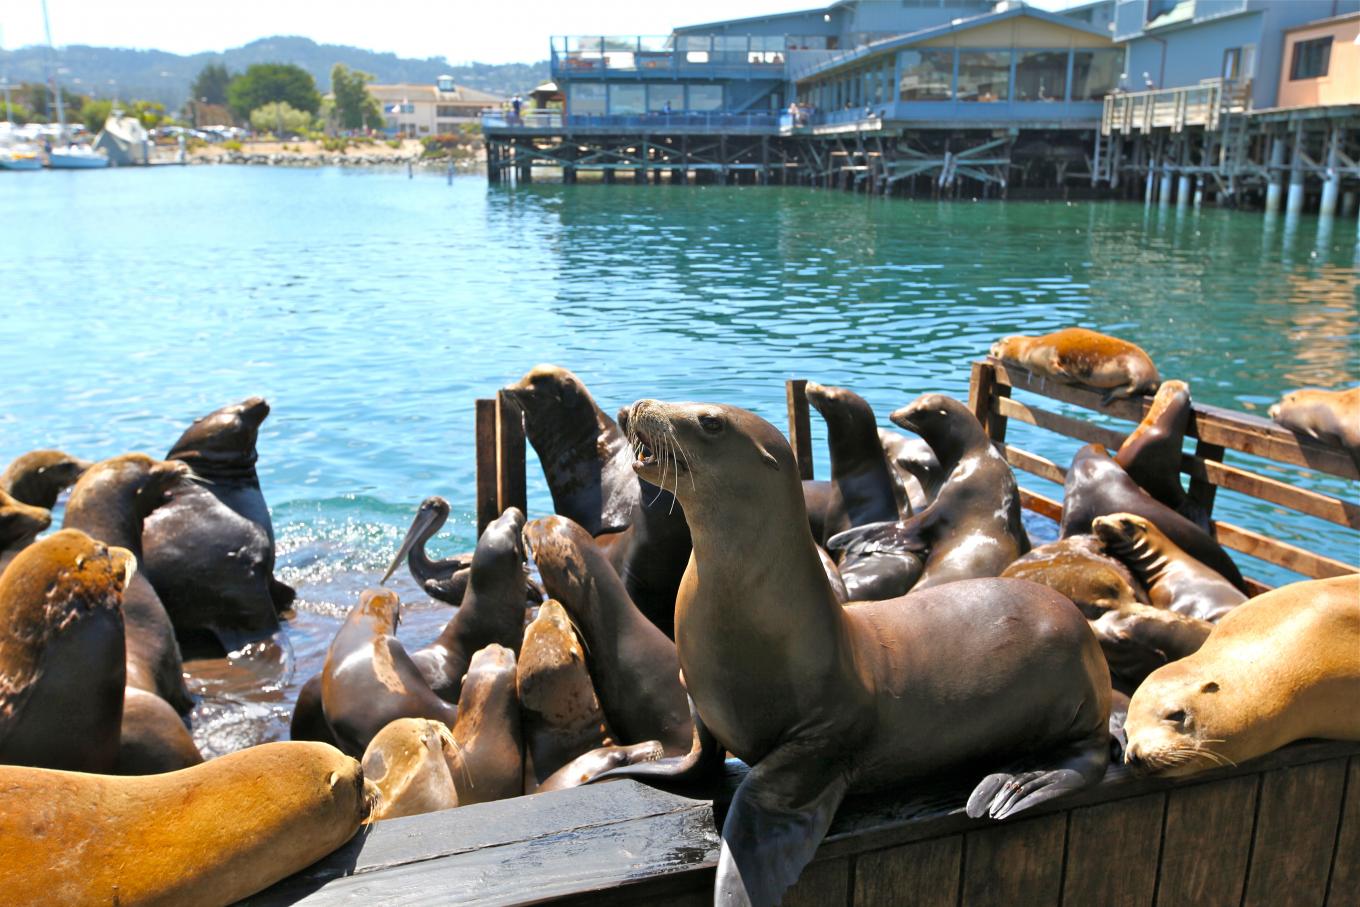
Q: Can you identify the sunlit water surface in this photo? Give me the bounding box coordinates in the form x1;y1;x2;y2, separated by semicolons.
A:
2;166;1356;756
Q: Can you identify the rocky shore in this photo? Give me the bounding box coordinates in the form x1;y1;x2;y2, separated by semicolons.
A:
174;138;484;170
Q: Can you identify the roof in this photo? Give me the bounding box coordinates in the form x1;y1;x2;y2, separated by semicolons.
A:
367;82;504;103
1281;9;1360;33
673;5;831;35
794;3;1114;83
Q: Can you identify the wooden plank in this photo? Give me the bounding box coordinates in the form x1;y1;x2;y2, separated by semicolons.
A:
475;398;499;537
961;813;1066;907
1061;793;1165;907
1185;439;1224;519
1326;757;1360;907
1215;520;1359;579
997;396;1126;449
1005;446;1067;485
786;379;814;481
853;836;961;907
784;857;850;907
1154;774;1258;906
1019;487;1064;523
1184;455;1360;528
968;360;1010;444
1243;761;1348;907
495;390;527;518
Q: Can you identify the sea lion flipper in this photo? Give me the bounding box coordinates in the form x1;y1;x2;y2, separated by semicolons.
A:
826;520;926;558
716;752;849;907
270;578;296;612
965;732;1109;822
588;697;722;789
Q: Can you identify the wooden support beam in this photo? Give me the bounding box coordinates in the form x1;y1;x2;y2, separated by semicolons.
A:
496;390;527;520
475;398;499;536
786;379;814;481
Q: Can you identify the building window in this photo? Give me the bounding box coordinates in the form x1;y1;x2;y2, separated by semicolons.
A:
609;84;646;115
436;121;459;132
958;50;1011;102
648;83;684;112
398;103;416;114
1290;37;1332;80
436;105;459;117
1071;49;1123;101
687;84;722;111
1015;50;1067;102
569;82;606;115
899;50;953;101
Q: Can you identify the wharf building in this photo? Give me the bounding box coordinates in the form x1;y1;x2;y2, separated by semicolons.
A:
483;0;1359;213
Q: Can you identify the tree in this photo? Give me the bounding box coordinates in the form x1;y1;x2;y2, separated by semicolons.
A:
191;63;233;106
81;98;113;133
249;101;314;137
227;63;320;120
330;64;383;131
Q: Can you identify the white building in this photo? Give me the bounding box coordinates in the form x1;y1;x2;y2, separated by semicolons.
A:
369;76;505;136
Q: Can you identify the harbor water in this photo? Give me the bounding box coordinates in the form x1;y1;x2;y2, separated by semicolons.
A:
2;166;1356;756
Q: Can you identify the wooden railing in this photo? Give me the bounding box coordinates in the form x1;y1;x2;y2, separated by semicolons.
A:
1101;78;1251;135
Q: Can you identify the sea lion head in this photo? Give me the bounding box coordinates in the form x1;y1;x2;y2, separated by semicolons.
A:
1;450;92;510
515;599;598;725
0;489;52;550
989;335;1025;360
356;587;402;634
456;644;519;738
805;381;874;435
360;716;460;821
1123;656;1243;778
1092;512;1155;555
622;399;796;516
166;397;269;472
522;515;598;602
502;365;595;421
889;394;986;460
472;506;527;582
67;454;195;524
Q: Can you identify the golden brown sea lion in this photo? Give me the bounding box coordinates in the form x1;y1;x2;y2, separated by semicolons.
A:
0;529;131;773
0;740;367;905
1124;575;1360;777
608;399;1110;907
1269;386;1360;466
0;488;50;575
990;327;1160;404
116;686;204;775
517;600;613;790
1001;535;1148;619
362;717;460;821
0;449;89;509
447;643;523;805
1093;512;1246;622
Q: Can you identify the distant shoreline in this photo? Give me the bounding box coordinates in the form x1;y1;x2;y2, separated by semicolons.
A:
177;138;485;170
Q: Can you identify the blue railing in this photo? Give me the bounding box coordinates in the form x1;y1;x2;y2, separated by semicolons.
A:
550;35;790;79
483;111;781;131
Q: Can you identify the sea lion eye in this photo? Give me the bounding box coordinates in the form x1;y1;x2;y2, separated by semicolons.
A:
699;415;723;434
1201;682;1219;694
1164;709;1187;724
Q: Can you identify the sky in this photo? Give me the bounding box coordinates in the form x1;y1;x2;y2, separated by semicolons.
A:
3;0;1076;65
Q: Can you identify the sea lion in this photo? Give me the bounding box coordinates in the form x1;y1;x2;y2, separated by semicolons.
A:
1001;535;1148;619
517;600;612;789
289;674;342;748
320;588;457;758
524;515;691;756
362;717;461;821
804;382;900;542
613;399;1110;907
446;643;523;805
1124;575;1360;778
61;454;195;713
117;686;204;775
990;327;1160;404
0;740;366;906
0;529;131;773
1269;386;1360;466
878;428;942;513
829;394;1028;594
816;545;850;604
1112;380;1210;530
407;507;531;703
141;397;294;650
0;449;89;509
1060;444;1247;592
502;365;639;535
539;740;664;792
0;489;50;575
1094;513;1246;622
1091;603;1213;690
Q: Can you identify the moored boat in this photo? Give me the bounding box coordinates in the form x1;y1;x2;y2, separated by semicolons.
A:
0;146;43;170
45;144;109;168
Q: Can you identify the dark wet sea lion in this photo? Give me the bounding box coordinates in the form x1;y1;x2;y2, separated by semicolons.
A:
1094;513;1246;622
830;394;1028;593
1001;535;1148;619
1113;380;1209;530
1125;575;1360;778
517;599;612;789
614;399;1110;906
804;382;900;542
0;529;131;773
117;686;204;774
1091;603;1212;691
1269;386;1360;466
447;643;523;804
502;364;639;535
525;515;691;756
289;674;342;748
879;428;942;513
61;454;194;714
539;740;663;792
141;397;293;650
408;507;531;703
1060;444;1247;592
0;489;51;575
990;327;1160;404
320;588;457;758
362;717;460;820
0;449;89;509
815;545;850;604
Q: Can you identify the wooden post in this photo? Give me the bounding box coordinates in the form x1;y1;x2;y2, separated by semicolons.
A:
968;360;1011;447
475;399;499;536
495;391;527;519
785;379;814;481
1186;438;1225;520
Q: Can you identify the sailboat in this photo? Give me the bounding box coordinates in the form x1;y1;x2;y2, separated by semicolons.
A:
39;0;108;169
0;27;43;169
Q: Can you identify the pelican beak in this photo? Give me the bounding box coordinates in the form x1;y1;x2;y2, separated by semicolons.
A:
381;504;443;585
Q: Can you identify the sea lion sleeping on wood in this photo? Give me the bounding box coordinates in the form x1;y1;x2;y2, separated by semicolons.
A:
990;327;1160;404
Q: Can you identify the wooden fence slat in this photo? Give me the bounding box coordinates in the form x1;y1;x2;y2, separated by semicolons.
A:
1155;774;1258;906
1004;445;1068;485
1214;520;1359;579
961;813;1066;907
786;379;814;481
969;360;1010;444
852;836;961;907
997;396;1127;449
783;857;850;907
1184;455;1360;529
1018;488;1064;523
1243;761;1349;907
1185;439;1225;519
1325;757;1360;907
495;390;527;518
474;398;499;537
1061;794;1165;907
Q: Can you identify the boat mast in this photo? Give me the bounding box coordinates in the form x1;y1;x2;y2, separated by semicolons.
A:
1;25;12;124
40;0;66;141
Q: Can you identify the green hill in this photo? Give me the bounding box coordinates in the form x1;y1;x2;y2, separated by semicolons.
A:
0;36;548;108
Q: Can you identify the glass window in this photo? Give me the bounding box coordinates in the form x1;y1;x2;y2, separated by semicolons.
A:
1290;37;1332;80
958;50;1010;102
678;35;711;51
1015;50;1067;102
687;84;722;111
609;84;645;114
569;82;606;115
648;83;684;112
899;50;953;100
1071;49;1123;100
